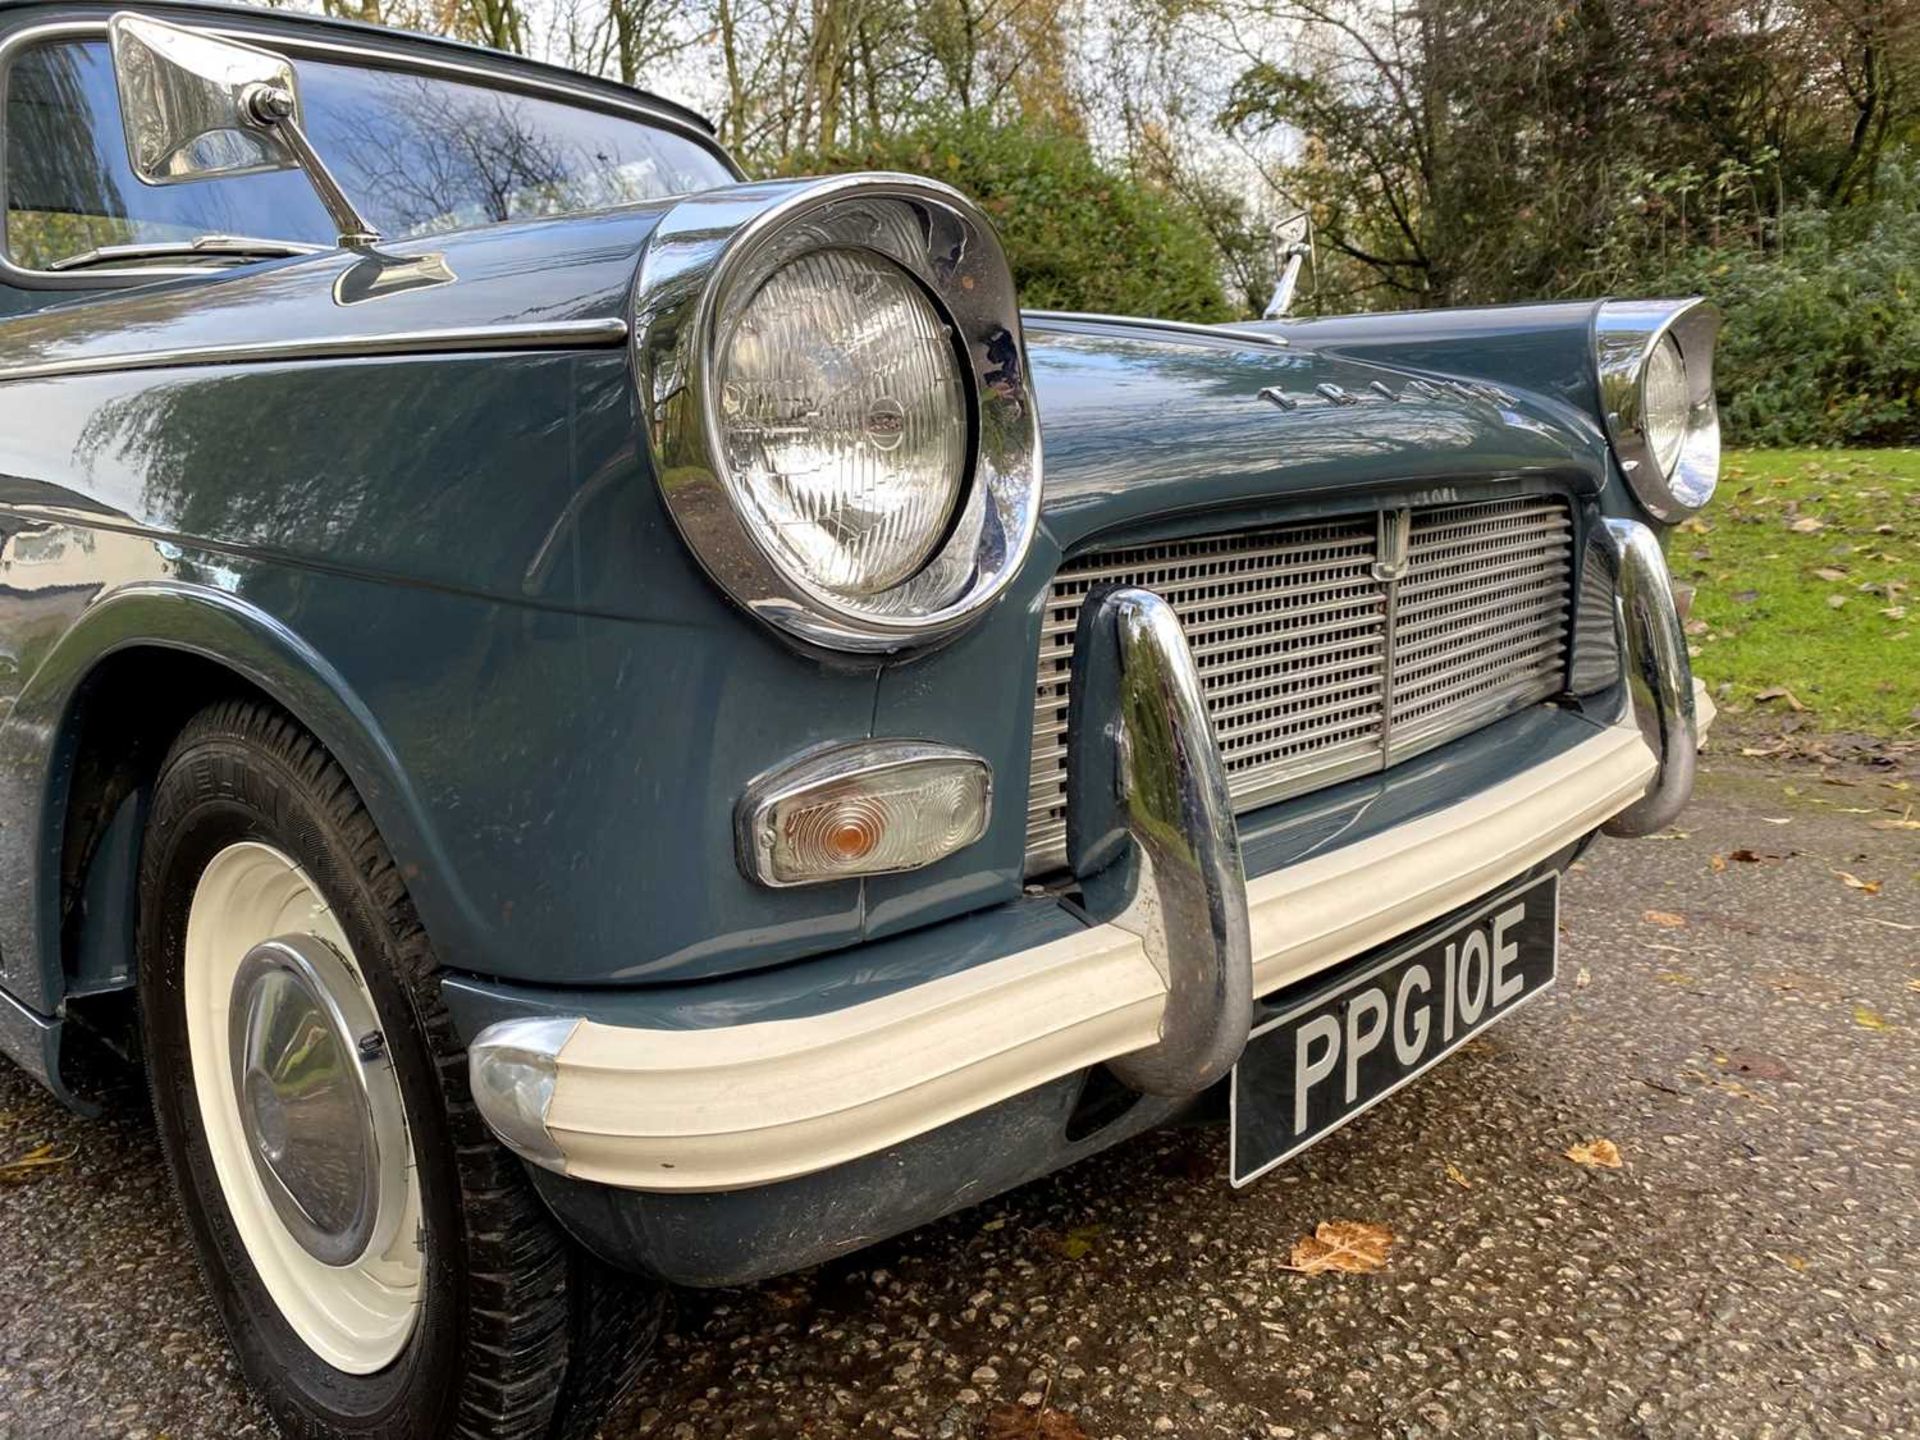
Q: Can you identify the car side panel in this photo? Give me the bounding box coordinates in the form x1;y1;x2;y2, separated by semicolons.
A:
0;346;878;1012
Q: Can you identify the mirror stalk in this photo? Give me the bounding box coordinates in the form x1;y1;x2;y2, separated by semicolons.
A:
1263;245;1309;321
242;83;380;248
1261;202;1317;320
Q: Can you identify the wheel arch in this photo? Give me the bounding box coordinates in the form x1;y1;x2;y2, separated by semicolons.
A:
2;582;457;1038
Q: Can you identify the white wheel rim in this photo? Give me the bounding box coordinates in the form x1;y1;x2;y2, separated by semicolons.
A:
186;842;424;1373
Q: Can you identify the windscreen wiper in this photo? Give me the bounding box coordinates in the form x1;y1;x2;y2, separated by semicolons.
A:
47;235;326;272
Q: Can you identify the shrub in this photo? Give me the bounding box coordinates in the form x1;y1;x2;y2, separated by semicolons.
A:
778;117;1233;324
1637;170;1920;448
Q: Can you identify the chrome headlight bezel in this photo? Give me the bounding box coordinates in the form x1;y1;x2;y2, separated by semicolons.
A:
633;174;1042;653
1594;297;1722;522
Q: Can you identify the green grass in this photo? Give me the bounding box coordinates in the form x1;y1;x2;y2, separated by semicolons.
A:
1682;448;1918;735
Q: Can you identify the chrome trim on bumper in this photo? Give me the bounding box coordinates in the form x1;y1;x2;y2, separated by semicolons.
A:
1598;518;1698;837
1066;588;1252;1096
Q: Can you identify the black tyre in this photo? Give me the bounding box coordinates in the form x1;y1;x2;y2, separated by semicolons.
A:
137;697;660;1439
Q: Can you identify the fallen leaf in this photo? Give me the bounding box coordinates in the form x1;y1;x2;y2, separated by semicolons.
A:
1826;594;1849;610
1853;1006;1890;1031
1906;978;1920;993
1834;870;1882;895
1565;1139;1623;1169
1722;1049;1795;1081
1055;1225;1103;1260
1444;1163;1472;1189
1575;966;1592;988
1753;687;1807;712
1767;1251;1807;1273
1813;566;1848;582
0;1142;75;1184
1709;854;1727;872
1728;849;1788;863
1284;1220;1394;1275
1656;971;1696;985
1757;969;1842;999
1701;1073;1771;1104
1788;516;1825;533
984;1402;1091;1440
1870;806;1920;831
1866;918;1916;931
1642;910;1688;928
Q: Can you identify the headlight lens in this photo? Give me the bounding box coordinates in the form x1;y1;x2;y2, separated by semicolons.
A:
717;248;969;599
1642;334;1689;477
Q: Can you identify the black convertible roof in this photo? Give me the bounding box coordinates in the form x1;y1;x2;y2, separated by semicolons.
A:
0;0;720;135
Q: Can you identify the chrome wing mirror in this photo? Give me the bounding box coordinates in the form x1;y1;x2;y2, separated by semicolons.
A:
1261;208;1315;320
108;12;381;247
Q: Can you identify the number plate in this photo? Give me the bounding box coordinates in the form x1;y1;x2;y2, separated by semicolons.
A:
1230;874;1559;1186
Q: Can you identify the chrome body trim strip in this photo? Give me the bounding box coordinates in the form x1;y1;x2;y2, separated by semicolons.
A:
1599;517;1698;837
1023;310;1290;349
1066;587;1252;1096
0;317;630;381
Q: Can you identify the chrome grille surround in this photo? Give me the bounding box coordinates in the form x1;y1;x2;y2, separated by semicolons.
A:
1026;496;1575;873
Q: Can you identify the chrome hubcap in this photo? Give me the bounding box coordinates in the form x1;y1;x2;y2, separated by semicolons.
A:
228;935;406;1269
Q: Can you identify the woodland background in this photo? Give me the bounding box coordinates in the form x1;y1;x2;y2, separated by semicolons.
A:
266;0;1919;447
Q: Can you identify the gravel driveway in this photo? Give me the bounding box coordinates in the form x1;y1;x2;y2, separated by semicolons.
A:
0;755;1913;1440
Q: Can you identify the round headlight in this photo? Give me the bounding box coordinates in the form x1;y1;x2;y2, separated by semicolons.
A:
636;175;1041;653
1641;334;1689;477
1593;299;1721;523
717;248;969;599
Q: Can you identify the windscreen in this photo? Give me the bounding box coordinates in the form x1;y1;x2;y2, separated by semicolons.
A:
4;38;735;268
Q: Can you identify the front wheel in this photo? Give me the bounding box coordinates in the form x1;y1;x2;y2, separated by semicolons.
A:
137;698;658;1439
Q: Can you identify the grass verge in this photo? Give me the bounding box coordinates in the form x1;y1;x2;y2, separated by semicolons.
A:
1681;448;1917;737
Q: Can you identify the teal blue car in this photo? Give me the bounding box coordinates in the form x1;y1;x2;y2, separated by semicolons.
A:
0;4;1721;1435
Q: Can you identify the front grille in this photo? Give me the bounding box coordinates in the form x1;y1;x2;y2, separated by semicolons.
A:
1025;496;1575;872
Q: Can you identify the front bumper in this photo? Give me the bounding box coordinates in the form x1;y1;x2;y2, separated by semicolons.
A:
485;716;1662;1194
459;519;1711;1276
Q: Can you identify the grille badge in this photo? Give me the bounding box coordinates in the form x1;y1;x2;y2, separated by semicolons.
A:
1371;507;1413;582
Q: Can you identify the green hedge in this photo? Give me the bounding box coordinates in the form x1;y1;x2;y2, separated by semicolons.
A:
779;117;1232;324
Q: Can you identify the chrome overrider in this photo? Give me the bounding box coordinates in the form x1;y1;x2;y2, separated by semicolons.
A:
1065;587;1253;1096
1599;517;1699;838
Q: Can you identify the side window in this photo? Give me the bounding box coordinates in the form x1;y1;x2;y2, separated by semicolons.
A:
5;41;142;268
